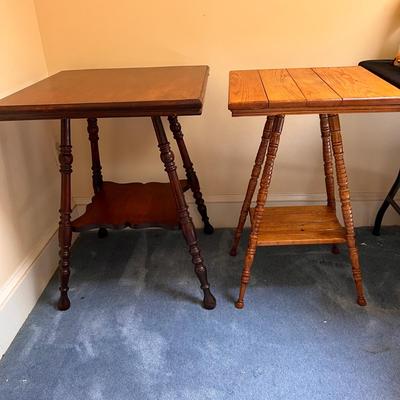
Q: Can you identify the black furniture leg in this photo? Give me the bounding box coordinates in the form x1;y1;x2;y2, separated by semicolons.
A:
373;169;400;235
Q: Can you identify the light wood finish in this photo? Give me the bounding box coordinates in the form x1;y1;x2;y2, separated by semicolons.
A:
249;206;346;246
328;114;366;306
288;68;341;107
313;67;400;106
320;113;340;254
319;114;336;209
228;70;268;111
229;66;400;116
0;66;209;120
231;66;372;308
235;115;285;309
258;69;306;108
230;116;275;256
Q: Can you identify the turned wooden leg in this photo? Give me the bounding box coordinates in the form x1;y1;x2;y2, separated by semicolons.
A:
319;114;339;254
235;115;285;309
168;115;214;234
152;116;216;310
328;114;367;306
87;118;107;238
230;116;275;256
58;118;73;311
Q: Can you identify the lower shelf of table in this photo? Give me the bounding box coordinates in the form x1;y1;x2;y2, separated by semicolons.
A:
249;205;347;246
71;180;190;232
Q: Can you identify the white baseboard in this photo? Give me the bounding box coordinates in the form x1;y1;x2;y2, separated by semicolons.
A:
74;191;400;228
0;208;79;358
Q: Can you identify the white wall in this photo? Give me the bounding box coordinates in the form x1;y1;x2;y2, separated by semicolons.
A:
33;0;400;227
0;0;58;356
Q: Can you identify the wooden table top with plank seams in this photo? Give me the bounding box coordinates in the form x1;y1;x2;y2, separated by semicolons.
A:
229;66;400;116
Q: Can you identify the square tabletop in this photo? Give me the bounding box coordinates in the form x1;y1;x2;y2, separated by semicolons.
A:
0;65;209;121
229;66;400;116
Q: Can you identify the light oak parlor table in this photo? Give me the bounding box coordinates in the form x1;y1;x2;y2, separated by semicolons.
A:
0;66;216;311
228;66;400;309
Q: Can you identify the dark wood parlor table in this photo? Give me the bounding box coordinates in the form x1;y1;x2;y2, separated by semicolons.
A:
228;66;400;309
0;66;216;310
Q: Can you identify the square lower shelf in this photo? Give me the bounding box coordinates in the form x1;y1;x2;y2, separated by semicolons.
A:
72;180;189;232
249;205;346;246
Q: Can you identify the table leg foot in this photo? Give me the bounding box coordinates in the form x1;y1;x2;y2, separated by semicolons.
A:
203;223;214;235
203;288;216;310
357;296;367;306
98;227;108;238
57;292;70;311
234;299;244;309
229;247;237;257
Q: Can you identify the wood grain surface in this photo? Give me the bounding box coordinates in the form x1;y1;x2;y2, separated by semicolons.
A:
249;205;346;246
71;180;190;231
0;66;209;120
229;66;400;115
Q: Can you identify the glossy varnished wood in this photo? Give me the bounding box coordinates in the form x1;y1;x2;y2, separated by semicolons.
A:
229;66;400;116
0;66;209;120
249;206;346;246
71;181;190;231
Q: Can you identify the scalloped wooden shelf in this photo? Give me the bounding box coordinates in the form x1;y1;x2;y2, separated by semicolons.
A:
72;180;190;232
249;205;346;246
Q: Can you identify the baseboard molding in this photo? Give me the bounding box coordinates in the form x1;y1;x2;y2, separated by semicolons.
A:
0;207;79;358
74;191;400;228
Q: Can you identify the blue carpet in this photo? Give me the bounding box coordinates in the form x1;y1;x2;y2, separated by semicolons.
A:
0;227;399;400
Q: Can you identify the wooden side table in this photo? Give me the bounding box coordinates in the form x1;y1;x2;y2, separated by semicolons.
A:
228;66;400;309
0;66;216;310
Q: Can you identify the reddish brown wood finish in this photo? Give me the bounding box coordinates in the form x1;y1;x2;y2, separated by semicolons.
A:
57;118;73;311
235;115;285;309
0;66;214;311
168;115;214;234
230;116;275;256
71;181;190;231
0;66;209;120
152;116;216;309
87;118;103;193
328;114;366;306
